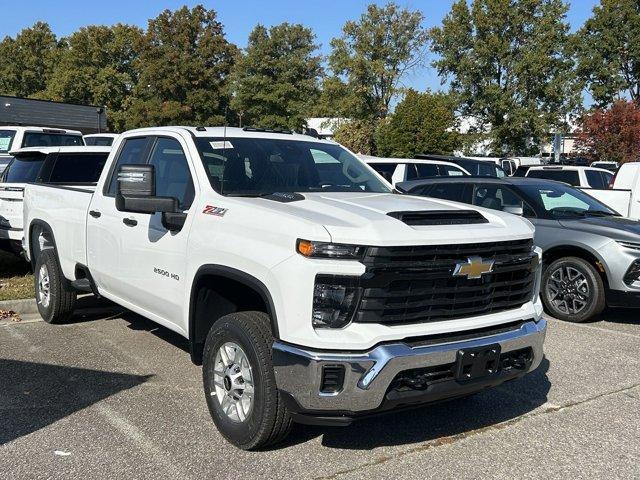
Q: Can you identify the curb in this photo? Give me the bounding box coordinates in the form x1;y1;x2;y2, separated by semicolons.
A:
0;298;38;315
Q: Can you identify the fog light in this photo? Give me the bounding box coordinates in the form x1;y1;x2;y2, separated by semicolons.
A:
624;260;640;285
312;275;360;329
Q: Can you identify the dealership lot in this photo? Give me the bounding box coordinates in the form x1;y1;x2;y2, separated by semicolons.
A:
1;298;638;479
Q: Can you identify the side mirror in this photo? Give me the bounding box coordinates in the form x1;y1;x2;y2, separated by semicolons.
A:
504;205;524;216
116;164;178;214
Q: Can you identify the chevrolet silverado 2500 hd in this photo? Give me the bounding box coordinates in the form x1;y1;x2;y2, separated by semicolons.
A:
23;126;547;450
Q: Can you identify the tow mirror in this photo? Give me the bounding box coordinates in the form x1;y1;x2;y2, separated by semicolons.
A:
116;164;177;214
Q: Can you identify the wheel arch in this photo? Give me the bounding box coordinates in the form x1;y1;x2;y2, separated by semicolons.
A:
188;265;279;365
542;244;609;288
28;219;58;270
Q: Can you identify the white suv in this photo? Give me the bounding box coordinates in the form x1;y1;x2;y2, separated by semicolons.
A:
525;165;613;189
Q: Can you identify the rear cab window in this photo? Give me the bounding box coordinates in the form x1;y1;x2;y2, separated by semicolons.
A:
527;169;580;186
22;132;83;148
3;154;46;182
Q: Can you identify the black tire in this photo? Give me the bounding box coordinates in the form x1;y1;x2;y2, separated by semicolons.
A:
34;249;77;324
542;256;605;323
202;311;292;450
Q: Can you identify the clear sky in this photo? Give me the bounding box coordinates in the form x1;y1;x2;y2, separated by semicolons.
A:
1;0;601;94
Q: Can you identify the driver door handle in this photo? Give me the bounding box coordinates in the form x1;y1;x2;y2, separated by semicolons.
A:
123;218;137;227
89;210;101;218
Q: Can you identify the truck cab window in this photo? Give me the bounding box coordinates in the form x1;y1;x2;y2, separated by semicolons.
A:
49;153;109;183
148;137;195;210
107;137;150;195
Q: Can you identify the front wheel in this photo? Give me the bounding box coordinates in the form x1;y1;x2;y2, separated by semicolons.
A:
202;311;292;450
541;256;605;323
34;249;77;324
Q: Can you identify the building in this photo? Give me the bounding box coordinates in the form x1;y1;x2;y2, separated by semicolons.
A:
0;95;108;134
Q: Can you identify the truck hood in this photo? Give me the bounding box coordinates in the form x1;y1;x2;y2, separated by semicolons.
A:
559;215;640;242
254;192;534;245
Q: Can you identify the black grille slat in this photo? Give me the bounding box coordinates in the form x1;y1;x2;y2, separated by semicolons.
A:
387;210;488;226
354;239;536;326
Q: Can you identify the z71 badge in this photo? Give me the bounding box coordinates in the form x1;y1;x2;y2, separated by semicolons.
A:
203;205;227;217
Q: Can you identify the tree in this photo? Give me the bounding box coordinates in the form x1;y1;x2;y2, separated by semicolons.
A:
333;120;378;155
575;100;640;164
126;6;238;129
430;0;579;154
575;0;640;107
231;23;322;130
0;22;59;98
323;3;429;120
45;24;143;131
376;90;460;157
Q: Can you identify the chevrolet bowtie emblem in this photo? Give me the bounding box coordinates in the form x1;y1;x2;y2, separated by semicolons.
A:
453;256;495;279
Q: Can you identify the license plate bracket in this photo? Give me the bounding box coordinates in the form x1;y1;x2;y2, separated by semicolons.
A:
455;344;501;381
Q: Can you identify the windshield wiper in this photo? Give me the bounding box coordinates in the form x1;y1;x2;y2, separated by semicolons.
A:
224;192;277;198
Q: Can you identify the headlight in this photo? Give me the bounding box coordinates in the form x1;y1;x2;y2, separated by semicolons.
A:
312;275;360;329
297;239;365;260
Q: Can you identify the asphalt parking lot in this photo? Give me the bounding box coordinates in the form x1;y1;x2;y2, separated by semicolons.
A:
1;298;639;479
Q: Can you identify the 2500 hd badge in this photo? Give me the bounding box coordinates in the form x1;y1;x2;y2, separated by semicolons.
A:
154;267;179;281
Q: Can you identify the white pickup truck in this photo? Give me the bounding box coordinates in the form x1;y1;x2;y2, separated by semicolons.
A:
0;126;84;173
23;126;546;450
586;162;640;220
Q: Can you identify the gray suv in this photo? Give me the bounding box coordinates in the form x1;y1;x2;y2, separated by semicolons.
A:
398;176;640;322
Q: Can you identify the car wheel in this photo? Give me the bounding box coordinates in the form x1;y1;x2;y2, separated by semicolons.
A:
542;256;605;322
34;249;77;324
202;311;292;450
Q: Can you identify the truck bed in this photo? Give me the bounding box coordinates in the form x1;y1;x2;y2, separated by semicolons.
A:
23;183;94;279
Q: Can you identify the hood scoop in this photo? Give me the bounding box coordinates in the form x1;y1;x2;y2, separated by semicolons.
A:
388;210;488;226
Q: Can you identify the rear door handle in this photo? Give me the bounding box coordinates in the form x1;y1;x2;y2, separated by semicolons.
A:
89;210;101;218
123;218;137;227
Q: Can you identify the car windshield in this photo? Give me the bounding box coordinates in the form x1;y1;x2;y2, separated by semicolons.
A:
0;130;16;154
194;137;391;196
517;182;619;219
3;154;45;182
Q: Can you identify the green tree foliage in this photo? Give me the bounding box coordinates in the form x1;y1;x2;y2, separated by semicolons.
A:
231;23;322;130
0;22;59;98
126;6;238;129
323;3;429;120
376;90;460;157
575;100;640;164
430;0;579;154
45;25;143;131
575;0;640;106
333;120;378;155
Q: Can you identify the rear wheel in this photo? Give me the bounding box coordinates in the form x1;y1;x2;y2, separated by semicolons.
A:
202;311;292;450
542;256;605;323
34;249;77;324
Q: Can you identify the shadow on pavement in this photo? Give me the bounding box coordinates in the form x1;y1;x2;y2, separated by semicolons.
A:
595;308;640;326
284;357;551;450
0;359;151;445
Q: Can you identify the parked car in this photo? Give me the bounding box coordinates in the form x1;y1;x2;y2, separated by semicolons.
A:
500;157;542;176
524;165;613;189
83;133;119;146
360;154;468;186
587;162;640;220
23;126;546;450
416;154;507;177
399;176;640;322
0;127;83;174
0;146;109;253
590;161;619;172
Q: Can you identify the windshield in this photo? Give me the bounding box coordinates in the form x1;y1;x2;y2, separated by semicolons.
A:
517;182;618;219
194;137;391;196
0;130;16;154
22;132;83;148
3;155;45;182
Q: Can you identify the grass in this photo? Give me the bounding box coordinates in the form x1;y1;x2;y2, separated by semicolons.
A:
0;250;33;301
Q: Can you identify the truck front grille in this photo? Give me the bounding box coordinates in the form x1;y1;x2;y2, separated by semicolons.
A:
354;239;536;325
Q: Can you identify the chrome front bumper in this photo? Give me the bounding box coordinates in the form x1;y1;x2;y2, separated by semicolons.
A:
272;319;546;414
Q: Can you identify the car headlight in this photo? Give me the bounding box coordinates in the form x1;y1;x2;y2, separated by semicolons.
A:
297;239;365;260
312;275;360;329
